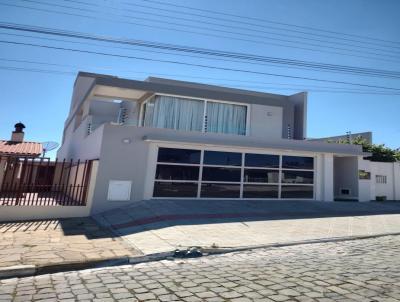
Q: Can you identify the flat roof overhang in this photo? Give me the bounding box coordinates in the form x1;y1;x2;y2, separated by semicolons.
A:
93;76;292;107
142;132;370;157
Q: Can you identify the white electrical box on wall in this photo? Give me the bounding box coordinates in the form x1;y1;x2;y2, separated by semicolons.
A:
107;180;132;201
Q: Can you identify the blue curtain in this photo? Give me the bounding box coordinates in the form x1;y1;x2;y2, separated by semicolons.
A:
144;95;204;131
206;102;247;135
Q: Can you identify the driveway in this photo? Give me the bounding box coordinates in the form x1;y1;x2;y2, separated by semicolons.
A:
94;200;400;254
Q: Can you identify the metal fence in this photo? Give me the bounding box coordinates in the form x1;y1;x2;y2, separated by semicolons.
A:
0;156;93;206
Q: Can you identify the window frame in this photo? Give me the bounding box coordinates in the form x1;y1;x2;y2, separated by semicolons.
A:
151;145;315;200
139;93;250;136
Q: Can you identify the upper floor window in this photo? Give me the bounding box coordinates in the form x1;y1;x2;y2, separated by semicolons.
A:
206;101;247;135
142;95;247;135
143;95;204;132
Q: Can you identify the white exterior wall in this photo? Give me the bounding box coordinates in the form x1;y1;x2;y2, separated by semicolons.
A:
334;156;359;200
57;115;104;160
358;158;371;202
315;153;334;201
395;163;400;200
249;104;283;139
367;161;400;201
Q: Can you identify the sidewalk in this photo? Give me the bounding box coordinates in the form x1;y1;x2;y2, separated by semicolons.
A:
0;217;141;269
1;200;400;277
94;199;400;254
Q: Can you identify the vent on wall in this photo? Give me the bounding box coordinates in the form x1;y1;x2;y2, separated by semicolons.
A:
376;175;387;184
340;188;351;195
117;108;128;124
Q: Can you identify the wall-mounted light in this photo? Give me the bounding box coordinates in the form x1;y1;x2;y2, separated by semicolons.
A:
122;138;131;144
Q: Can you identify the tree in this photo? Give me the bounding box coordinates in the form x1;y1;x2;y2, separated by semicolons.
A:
329;136;398;162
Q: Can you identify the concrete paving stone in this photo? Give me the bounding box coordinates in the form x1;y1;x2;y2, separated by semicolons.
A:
135;292;157;300
2;235;400;301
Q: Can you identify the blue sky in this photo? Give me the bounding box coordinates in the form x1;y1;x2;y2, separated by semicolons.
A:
0;0;399;158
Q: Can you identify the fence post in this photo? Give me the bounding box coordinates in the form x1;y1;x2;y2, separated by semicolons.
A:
83;160;99;215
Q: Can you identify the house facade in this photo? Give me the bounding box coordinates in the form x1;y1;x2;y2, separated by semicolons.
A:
57;72;398;214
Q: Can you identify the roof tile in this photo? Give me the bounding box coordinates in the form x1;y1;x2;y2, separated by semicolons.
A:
0;140;42;157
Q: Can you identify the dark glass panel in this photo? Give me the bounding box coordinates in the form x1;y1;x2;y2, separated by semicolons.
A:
281;170;314;184
202;167;241;182
243;185;279;198
157;148;200;164
245;153;279;168
282;156;314;169
281;185;314;199
244;169;279;183
155;165;199;181
153;182;198;197
203;151;242;166
200;183;240;198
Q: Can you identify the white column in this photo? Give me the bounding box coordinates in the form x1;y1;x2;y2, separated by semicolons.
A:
314;154;323;201
394;163;400;201
322;153;334;202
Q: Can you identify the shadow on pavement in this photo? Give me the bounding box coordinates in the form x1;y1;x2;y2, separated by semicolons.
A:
94;199;400;236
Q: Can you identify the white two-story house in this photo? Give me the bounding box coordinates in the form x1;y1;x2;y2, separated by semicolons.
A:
58;72;384;214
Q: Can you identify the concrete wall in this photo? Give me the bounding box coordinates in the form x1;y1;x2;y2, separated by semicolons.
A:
315;153;334;201
57;116;103;161
90;125;153;214
357;158;371;202
288;92;307;140
365;160;400;201
249;104;283;140
395;163;400;200
334;156;359;200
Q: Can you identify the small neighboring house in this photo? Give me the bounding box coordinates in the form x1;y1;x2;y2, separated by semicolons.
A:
55;72;399;215
0;123;42;157
0;123;43;187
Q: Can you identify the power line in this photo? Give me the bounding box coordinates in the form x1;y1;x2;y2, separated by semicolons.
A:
139;0;400;46
1;39;400;92
53;0;400;56
2;1;400;63
2;56;398;94
14;0;400;59
1;64;399;95
2;30;400;80
1;22;400;79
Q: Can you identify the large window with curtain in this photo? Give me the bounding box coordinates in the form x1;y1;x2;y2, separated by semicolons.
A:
142;95;248;135
206;101;247;135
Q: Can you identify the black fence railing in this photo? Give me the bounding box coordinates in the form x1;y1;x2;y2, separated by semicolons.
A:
0;156;93;206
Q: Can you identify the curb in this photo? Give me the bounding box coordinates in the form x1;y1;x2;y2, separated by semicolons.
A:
0;257;129;280
1;231;399;279
200;231;400;255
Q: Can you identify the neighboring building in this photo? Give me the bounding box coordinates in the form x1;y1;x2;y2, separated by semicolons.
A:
57;72;398;214
0;123;43;188
311;131;399;201
0;123;42;157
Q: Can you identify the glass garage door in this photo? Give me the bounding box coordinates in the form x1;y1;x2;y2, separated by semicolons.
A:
153;147;314;199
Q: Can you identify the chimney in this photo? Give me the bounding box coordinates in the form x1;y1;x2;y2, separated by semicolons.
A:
11;122;25;142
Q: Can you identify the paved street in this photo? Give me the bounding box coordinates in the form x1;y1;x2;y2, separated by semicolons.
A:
1;235;399;302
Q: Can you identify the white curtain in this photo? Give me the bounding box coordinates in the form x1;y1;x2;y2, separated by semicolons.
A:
206;102;247;135
144;95;204;131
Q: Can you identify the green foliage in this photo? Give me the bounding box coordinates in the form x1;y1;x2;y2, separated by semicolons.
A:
332;136;399;163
